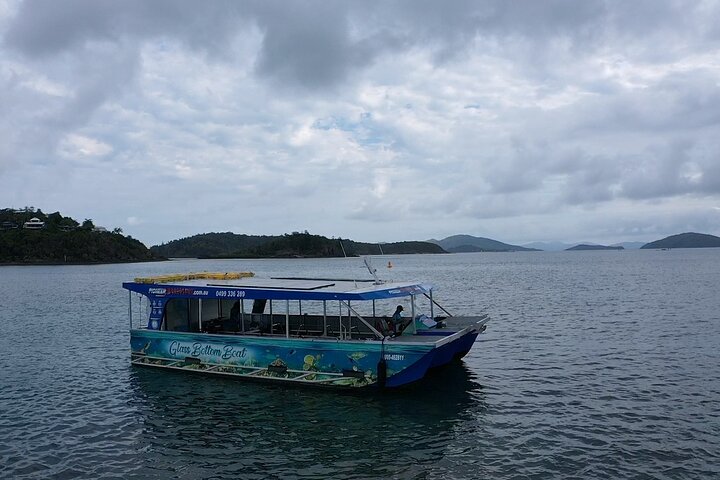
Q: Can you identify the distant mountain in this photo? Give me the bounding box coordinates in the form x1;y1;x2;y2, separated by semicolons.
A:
152;231;445;258
430;234;539;252
566;244;624;251
525;241;644;251
610;242;645;249
641;232;720;249
522;241;572;251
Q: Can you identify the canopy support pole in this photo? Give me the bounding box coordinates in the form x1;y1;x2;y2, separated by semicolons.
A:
411;295;415;321
323;300;327;336
285;300;290;338
128;290;132;330
430;290;434;319
340;300;383;339
423;292;453;317
338;301;343;339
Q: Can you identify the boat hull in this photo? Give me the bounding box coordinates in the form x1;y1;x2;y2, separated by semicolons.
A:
130;329;441;388
428;332;479;367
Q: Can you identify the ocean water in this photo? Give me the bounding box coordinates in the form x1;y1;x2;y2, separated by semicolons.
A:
0;250;719;479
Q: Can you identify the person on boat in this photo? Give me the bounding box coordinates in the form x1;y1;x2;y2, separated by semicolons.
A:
390;305;404;334
230;301;241;331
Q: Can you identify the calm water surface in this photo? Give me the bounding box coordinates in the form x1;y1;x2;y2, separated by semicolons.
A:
1;250;719;479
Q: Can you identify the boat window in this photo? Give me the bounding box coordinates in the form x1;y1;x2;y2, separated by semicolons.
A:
157;296;427;338
202;299;234;322
164;299;190;332
166;299;222;332
219;299;237;317
188;299;200;326
252;299;266;314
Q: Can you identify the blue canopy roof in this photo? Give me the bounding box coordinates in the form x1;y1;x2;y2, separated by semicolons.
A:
122;276;432;302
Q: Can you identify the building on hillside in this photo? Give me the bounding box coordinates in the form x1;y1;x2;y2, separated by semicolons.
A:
23;217;46;230
1;221;19;230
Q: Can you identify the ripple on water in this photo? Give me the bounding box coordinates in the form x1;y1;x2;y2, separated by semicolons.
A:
1;252;720;478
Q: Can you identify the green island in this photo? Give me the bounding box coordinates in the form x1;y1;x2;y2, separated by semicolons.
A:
151;231;445;258
1;209;444;264
640;232;720;249
0;208;160;264
4;207;719;265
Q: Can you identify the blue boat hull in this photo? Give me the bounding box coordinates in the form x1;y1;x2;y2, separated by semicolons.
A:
130;329;442;388
413;324;481;368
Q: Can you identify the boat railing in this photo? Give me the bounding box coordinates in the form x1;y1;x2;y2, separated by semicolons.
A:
127;285;449;341
141;312;385;340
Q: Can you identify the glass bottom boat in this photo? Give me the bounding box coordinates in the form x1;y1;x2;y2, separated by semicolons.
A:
122;270;488;389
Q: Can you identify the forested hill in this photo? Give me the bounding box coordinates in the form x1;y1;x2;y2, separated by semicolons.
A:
0;208;160;264
641;232;720;249
150;232;274;257
151;232;446;258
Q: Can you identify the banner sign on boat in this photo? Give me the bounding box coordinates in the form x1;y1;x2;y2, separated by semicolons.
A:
123;279;431;302
168;340;249;360
130;331;427;379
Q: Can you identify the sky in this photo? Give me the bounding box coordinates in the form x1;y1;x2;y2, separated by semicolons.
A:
1;0;720;247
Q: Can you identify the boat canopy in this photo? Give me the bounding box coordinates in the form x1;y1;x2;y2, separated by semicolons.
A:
122;274;432;302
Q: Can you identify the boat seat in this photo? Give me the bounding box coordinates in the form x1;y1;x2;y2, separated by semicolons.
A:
375;317;392;336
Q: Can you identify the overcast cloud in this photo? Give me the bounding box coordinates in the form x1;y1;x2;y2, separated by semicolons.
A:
1;0;719;246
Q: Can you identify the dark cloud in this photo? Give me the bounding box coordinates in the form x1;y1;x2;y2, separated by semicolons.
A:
3;0;247;58
4;0;126;56
7;1;718;88
252;4;373;89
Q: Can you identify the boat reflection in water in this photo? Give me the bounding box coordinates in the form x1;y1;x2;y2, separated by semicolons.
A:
127;362;487;478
